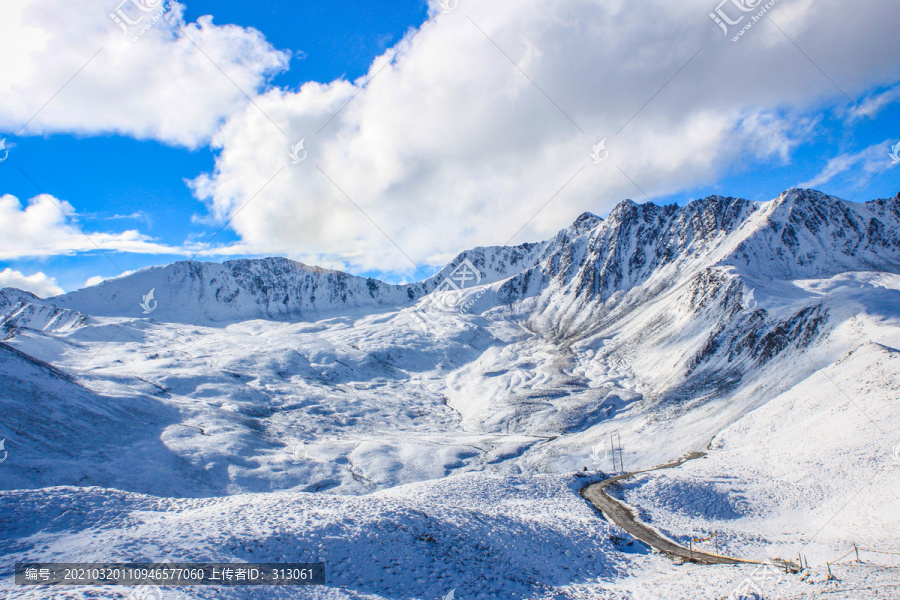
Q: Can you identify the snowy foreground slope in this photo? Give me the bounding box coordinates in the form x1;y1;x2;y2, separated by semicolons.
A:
1;188;899;599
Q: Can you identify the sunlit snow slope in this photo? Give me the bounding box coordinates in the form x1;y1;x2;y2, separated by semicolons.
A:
1;188;898;599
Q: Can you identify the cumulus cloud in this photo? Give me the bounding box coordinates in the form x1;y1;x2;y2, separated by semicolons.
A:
0;194;185;259
3;0;899;274
0;268;64;297
188;0;900;273
0;0;289;147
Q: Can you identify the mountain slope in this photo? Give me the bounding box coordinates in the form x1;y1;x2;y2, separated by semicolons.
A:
50;258;428;323
1;188;898;599
0;188;897;494
0;341;216;495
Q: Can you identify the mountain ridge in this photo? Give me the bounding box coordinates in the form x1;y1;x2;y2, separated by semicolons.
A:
3;188;892;329
0;187;898;505
3;187;898;403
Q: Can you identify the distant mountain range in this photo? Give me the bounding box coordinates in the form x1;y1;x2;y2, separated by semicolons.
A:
5;187;898;324
1;187;898;496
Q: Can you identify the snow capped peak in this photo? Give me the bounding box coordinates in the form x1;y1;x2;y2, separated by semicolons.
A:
726;188;900;278
0;287;89;334
431;242;548;288
3;188;896;329
48;257;426;323
604;197;645;222
571;211;603;232
773;186;839;206
221;256;333;276
0;287;41;312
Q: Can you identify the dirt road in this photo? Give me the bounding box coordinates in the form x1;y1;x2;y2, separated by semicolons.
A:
580;452;753;565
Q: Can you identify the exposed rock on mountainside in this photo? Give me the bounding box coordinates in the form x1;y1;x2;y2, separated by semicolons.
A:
0;188;897;496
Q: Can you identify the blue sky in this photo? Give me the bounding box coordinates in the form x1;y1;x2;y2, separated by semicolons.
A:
0;0;898;295
1;0;431;292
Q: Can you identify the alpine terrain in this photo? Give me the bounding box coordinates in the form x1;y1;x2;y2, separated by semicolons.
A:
1;188;899;599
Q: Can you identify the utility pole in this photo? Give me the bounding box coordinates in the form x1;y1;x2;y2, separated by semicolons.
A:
608;432;625;472
609;434;617;472
616;432;624;471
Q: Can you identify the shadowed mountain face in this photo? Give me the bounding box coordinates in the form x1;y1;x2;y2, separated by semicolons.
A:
0;342;212;496
1;188;899;496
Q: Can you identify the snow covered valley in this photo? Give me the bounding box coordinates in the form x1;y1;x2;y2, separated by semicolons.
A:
1;189;899;599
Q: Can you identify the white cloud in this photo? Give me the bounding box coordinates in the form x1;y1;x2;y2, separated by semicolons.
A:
798;142;895;190
0;194;185;259
3;0;900;274
0;268;64;297
846;84;900;124
0;193;296;261
188;0;900;274
0;0;289;147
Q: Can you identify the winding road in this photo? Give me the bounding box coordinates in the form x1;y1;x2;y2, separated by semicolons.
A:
580;451;755;565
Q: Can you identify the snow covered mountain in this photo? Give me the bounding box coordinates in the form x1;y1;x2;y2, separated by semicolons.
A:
46;242;548;324
50;257;428;323
0;289;90;335
1;187;898;599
